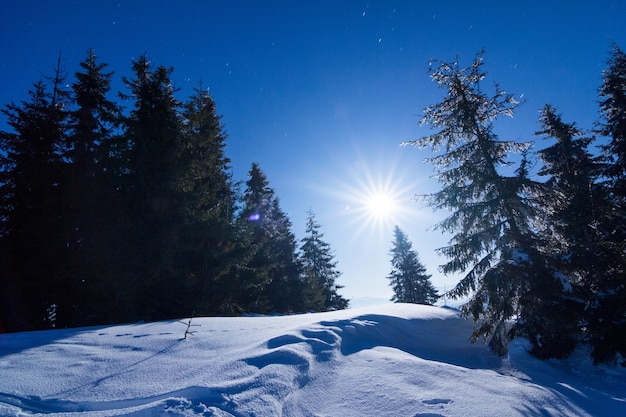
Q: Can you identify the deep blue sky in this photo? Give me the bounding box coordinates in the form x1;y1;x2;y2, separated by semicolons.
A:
2;1;625;304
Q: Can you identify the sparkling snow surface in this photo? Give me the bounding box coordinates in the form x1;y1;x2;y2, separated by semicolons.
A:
1;304;624;416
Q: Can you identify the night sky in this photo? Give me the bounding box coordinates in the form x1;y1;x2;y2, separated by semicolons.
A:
1;1;625;304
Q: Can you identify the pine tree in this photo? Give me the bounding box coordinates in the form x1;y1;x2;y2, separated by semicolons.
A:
405;52;567;356
177;85;238;316
536;105;605;283
599;43;626;199
237;163;302;313
0;57;71;330
120;55;184;321
236;162;276;312
65;49;124;325
535;104;608;357
387;226;438;305
263;198;304;313
300;209;348;311
589;43;626;363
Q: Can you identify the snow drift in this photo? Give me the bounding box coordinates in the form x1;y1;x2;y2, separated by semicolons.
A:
0;304;624;416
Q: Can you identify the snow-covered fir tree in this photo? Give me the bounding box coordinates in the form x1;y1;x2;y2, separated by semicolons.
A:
405;52;569;357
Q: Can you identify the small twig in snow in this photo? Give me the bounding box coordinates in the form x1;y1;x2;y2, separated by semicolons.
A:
179;312;201;340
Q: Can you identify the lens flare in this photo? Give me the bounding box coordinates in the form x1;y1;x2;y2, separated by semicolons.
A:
365;191;397;219
304;148;428;247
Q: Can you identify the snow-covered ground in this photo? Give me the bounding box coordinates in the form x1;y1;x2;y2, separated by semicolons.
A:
1;303;624;416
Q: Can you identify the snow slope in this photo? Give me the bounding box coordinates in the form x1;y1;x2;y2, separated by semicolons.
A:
0;304;624;416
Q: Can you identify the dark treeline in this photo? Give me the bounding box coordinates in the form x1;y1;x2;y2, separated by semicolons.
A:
406;44;626;364
0;50;347;332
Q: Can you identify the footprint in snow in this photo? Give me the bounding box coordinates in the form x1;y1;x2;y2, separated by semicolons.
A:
422;398;453;405
413;398;453;416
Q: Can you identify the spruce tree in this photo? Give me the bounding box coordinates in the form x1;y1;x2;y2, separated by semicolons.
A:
599;43;626;199
536;106;604;286
177;86;238;316
65;49;124;325
237;163;302;313
387;226;438;305
0;59;71;330
120;55;184;321
236;162;276;312
300;209;348;311
590;43;626;363
263;198;304;313
535;104;607;357
406;52;568;356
